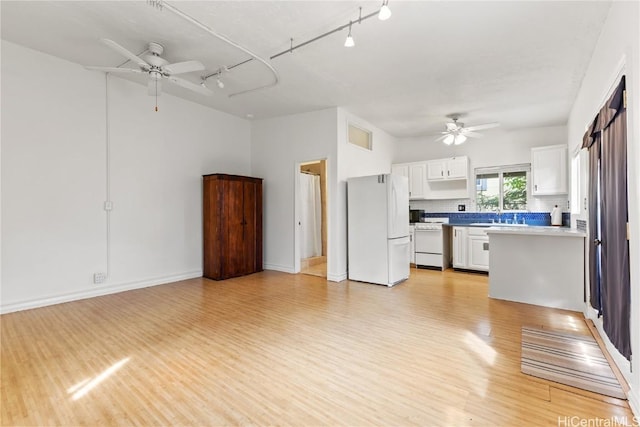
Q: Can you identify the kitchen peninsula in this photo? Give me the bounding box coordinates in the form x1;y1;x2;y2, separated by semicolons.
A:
486;226;586;311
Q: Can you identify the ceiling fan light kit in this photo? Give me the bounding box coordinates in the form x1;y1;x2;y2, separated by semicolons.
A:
436;116;499;145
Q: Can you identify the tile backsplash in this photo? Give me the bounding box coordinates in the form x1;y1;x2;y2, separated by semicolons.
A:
410;195;569;214
417;211;571;227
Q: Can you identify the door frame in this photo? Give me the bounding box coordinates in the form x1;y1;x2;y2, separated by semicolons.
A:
294;158;329;275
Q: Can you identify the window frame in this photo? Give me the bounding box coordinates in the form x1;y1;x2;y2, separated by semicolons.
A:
475;164;531;212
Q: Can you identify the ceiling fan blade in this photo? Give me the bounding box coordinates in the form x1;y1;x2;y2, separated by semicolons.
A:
464;122;500;132
85;66;144;74
148;78;162;96
167;76;213;96
101;38;149;70
434;134;449;142
163;60;204;75
461;131;483;138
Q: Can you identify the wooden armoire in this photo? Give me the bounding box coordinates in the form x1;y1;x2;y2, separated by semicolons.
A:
203;174;263;280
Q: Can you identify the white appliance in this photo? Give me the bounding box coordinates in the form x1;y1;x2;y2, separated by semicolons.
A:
347;174;410;286
414;217;449;270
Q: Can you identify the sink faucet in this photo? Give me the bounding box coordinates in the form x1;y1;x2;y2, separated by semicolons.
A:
513;213;517;224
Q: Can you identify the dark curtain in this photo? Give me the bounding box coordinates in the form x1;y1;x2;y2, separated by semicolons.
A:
598;77;631;359
582;116;601;313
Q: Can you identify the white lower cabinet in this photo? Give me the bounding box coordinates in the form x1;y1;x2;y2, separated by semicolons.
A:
452;226;489;272
409;225;415;264
467;229;490;272
452;227;467;268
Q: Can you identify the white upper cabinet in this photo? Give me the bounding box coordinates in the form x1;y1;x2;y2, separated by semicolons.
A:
446;157;469;180
426;156;469;181
392;162;426;200
391;163;409;179
532;145;568;195
408;163;427;199
426;161;446;180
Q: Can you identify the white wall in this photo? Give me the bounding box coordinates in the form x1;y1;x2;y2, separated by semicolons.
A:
1;41;251;313
395;125;568;212
336;108;397;278
567;0;640;417
250;107;396;281
250;108;338;276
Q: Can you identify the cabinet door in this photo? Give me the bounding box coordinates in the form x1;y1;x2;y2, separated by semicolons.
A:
392;164;410;198
409;163;427;199
446;157;468;180
222;179;246;278
467;236;489;271
426;160;446;180
452;227;467;268
409;226;415;264
532;145;567;195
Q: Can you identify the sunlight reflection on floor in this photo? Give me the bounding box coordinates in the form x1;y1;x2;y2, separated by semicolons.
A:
69;357;130;400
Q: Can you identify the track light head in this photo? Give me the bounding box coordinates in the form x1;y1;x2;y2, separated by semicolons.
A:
216;78;224;89
344;22;355;47
378;0;392;20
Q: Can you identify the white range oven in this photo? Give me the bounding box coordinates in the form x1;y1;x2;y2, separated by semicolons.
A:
414;217;449;270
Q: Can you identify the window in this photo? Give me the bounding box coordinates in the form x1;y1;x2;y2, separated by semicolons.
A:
347;123;372;150
476;165;529;212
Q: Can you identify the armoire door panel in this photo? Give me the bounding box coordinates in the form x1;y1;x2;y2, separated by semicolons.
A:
222;179;245;278
242;181;257;274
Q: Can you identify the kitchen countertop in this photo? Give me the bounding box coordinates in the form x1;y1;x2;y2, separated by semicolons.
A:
484;226;586;238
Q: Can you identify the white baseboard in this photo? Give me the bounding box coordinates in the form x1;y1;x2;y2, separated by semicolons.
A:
264;263;296;274
0;270;202;314
327;272;347;282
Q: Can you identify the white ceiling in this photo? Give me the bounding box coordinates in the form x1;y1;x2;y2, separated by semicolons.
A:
0;1;611;138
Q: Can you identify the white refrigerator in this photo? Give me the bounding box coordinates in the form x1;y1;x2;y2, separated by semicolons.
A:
347;174;410;286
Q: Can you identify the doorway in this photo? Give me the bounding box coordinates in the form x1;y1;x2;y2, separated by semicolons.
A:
299;160;327;278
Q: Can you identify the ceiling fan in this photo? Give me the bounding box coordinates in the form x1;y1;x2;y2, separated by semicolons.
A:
85;39;213;98
435;115;500;145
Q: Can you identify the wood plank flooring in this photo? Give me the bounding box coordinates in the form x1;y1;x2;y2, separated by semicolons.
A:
1;269;635;426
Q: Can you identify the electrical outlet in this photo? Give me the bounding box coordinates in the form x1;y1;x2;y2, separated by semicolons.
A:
458;204;466;211
104;201;113;211
93;272;106;284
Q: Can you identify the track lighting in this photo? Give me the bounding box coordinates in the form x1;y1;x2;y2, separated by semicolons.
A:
216;78;224;89
344;22;355;47
378;0;392;21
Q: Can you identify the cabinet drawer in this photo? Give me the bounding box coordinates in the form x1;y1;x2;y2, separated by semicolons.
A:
467;227;488;237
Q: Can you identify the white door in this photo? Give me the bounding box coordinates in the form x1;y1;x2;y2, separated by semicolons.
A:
426;160;445;180
414;229;442;253
387;174;409;239
446;157;468;180
532;145;568;195
409;163;427;199
467;236;490;271
409;226;415;264
453;227;467;268
388;236;410;285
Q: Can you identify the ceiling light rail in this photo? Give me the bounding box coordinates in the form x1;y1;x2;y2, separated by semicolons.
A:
148;0;279;98
270;3;390;60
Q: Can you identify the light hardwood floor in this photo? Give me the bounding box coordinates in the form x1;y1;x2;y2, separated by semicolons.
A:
1;269;634;426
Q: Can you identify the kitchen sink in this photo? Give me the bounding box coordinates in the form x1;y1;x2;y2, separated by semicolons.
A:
469;222;529;227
